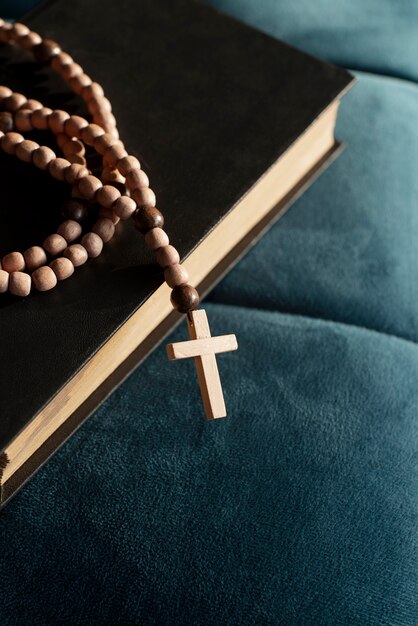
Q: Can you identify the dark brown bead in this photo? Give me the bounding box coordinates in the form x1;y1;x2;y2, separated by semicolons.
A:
0;112;13;133
170;284;200;313
133;206;164;234
61;198;89;222
33;39;61;64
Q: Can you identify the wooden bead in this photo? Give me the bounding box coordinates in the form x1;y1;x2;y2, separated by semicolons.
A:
98;207;120;224
64;164;89;185
88;96;111;116
33;146;56;170
31;107;52;130
9;22;30;40
33;38;61;64
57;219;82;243
78;175;102;200
48;109;70;134
92;218;115;243
69;73;92;95
15;139;38;163
113;196;136;220
50;51;73;71
103;143;127;167
0;270;9;293
133;206;164;233
4;93;27;113
0;86;12;102
2;252;25;273
20;31;42;51
14;109;32;132
63;244;88;266
24;246;47;271
102;166;125;185
56;132;70;150
132;187;157;208
50;257;74;281
9;272;31;297
164;264;189;288
0;111;14;133
170;284;200;313
67;154;87;166
81;82;104;101
80;123;105;146
155;245;180;268
144;227;170;251
43;234;67;256
64;115;88;138
60;62;83;81
22;98;43;111
1;132;24;155
32;266;57;292
63;138;85;157
94;132;117;155
49;157;70;181
82;232;103;258
96;185;121;208
117;155;141;176
126;168;149;190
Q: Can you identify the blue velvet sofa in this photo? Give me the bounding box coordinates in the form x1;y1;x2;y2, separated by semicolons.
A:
1;1;417;624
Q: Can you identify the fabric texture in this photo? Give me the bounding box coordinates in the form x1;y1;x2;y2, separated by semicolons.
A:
1;1;418;625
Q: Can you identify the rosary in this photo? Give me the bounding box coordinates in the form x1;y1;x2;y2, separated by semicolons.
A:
0;19;238;419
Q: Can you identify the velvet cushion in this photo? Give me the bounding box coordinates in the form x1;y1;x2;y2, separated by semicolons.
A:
1;1;418;624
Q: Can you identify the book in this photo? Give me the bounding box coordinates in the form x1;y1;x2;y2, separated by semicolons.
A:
0;0;353;507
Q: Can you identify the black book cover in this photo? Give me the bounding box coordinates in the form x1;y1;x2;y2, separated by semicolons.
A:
0;0;352;502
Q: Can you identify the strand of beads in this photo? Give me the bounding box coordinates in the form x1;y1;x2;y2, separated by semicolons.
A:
0;20;200;313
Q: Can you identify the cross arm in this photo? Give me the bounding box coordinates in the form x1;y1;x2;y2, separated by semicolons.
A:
166;334;237;360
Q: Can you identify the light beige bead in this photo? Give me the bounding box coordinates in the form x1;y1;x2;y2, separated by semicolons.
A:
21;31;42;50
50;257;75;281
81;82;104;101
155;245;180;268
78;175;102;200
43;234;67;256
33;146;56;170
48;109;70;134
9;272;31;297
88;96;111;116
4;92;27;113
32;266;57;292
63;138;85;157
92;218;115;243
64;115;88;138
126;168;149;190
103;143;127;168
96;185;121;208
113;196;136;220
117;155;141;176
1;132;24;155
49;157;70;181
64;244;88;266
164;264;189;288
31;107;52;130
0;86;12;102
24;246;47;271
80;123;105;146
144;227;170;251
102;167;125;185
0;270;9;293
10;22;30;40
14;109;33;132
57;219;82;243
65;163;89;185
82;233;103;258
15;139;39;162
132;187;156;208
2;251;25;273
94;132;117;155
67;153;87;166
98;207;120;224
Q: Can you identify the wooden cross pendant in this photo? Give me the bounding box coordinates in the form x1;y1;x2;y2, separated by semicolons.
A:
166;309;238;419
